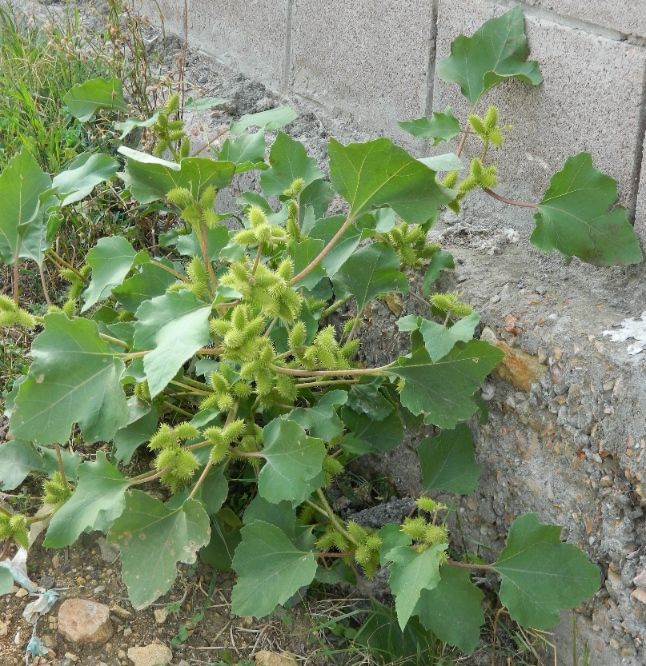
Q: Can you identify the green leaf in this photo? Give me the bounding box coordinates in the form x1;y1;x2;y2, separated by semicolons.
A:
258;418;326;504
133;291;212;397
388;337;504;429
44;452;129;548
260;132;323;197
418;423;482;494
531;152;643;266
398;107;462;144
287;390;348;442
418;313;480;362
114;109;162;139
386;543;446;629
0;567;13;596
63;76;127;121
10;313;127;445
230;520;317;617
422;250;454;295
118;146;236;204
199;508;242;572
218;131;266;169
113;401;158;464
37;445;81;482
436;5;542;108
418;153;463;172
300;179;334;220
414;565;484;654
346;381;393;420
183;96;228;111
332;243;408;313
52;153;119;207
0;150;52;265
112;261;177;312
82;236;137;312
308;214;361;278
354;602;437;665
289;237;326;290
173;225;230;261
0;440;46;490
342;407;403;453
493;513;600;629
328;137;455;223
229;106;297;135
108;492;210;609
244;495;297;539
378;524;412;567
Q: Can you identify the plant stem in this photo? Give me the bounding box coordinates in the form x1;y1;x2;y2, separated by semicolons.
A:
196;347;223;355
270;363;385;378
456;120;471;158
129;467;169;485
177;376;212;391
188;459;212;499
0;539;12;561
99;333;130;349
316;488;358;547
305;499;332;519
169;379;211;395
121;350;149;360
162;401;195;418
39;263;52;306
252;243;263;273
46;250;88;283
229;447;263;459
193;127;230;156
321;295;353;318
313;551;353;558
12;246;19;305
150;260;189;282
446;559;492;570
296;378;360;389
198;216;219;294
55;443;67;487
290;213;355;286
482;188;537;208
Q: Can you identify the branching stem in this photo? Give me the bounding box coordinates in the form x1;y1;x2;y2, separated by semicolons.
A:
482;188;537;208
290;213;355;286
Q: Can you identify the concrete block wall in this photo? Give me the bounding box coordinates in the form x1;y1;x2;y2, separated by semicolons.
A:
132;1;646;663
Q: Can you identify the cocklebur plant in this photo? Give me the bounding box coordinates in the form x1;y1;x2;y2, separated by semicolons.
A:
0;4;627;659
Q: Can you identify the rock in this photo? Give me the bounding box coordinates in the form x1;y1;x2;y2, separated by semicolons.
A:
632;589;646;604
154;608;168;624
128;643;173;666
481;327;547;392
633;570;646;588
58;598;113;644
110;604;132;619
95;536;119;563
15;587;29;598
255;650;298;666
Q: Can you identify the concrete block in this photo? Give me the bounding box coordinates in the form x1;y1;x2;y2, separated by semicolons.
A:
525;0;646;40
636;136;646;246
135;0;289;90
433;0;646;213
290;0;435;148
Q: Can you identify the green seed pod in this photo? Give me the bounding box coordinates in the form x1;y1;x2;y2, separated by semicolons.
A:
62;299;77;318
167;119;185;131
276;257;294;282
484;105;499;130
401;516;428;541
180;138;191;159
175;422;200;441
248;206;268;228
288;321;306;350
166;187;193;208
322;456;344;477
354;544;371;565
424;524;449;546
149;423;179;450
134;381;151;401
347;521;368;544
365;534;383;553
200;186;216;211
443;170;459;189
222;419;246;444
166;92;180;114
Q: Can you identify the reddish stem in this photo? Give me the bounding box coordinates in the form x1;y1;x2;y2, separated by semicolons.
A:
482;188;537;208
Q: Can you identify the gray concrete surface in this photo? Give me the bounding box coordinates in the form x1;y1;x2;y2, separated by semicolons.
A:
290;0;435;148
524;0;646;40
